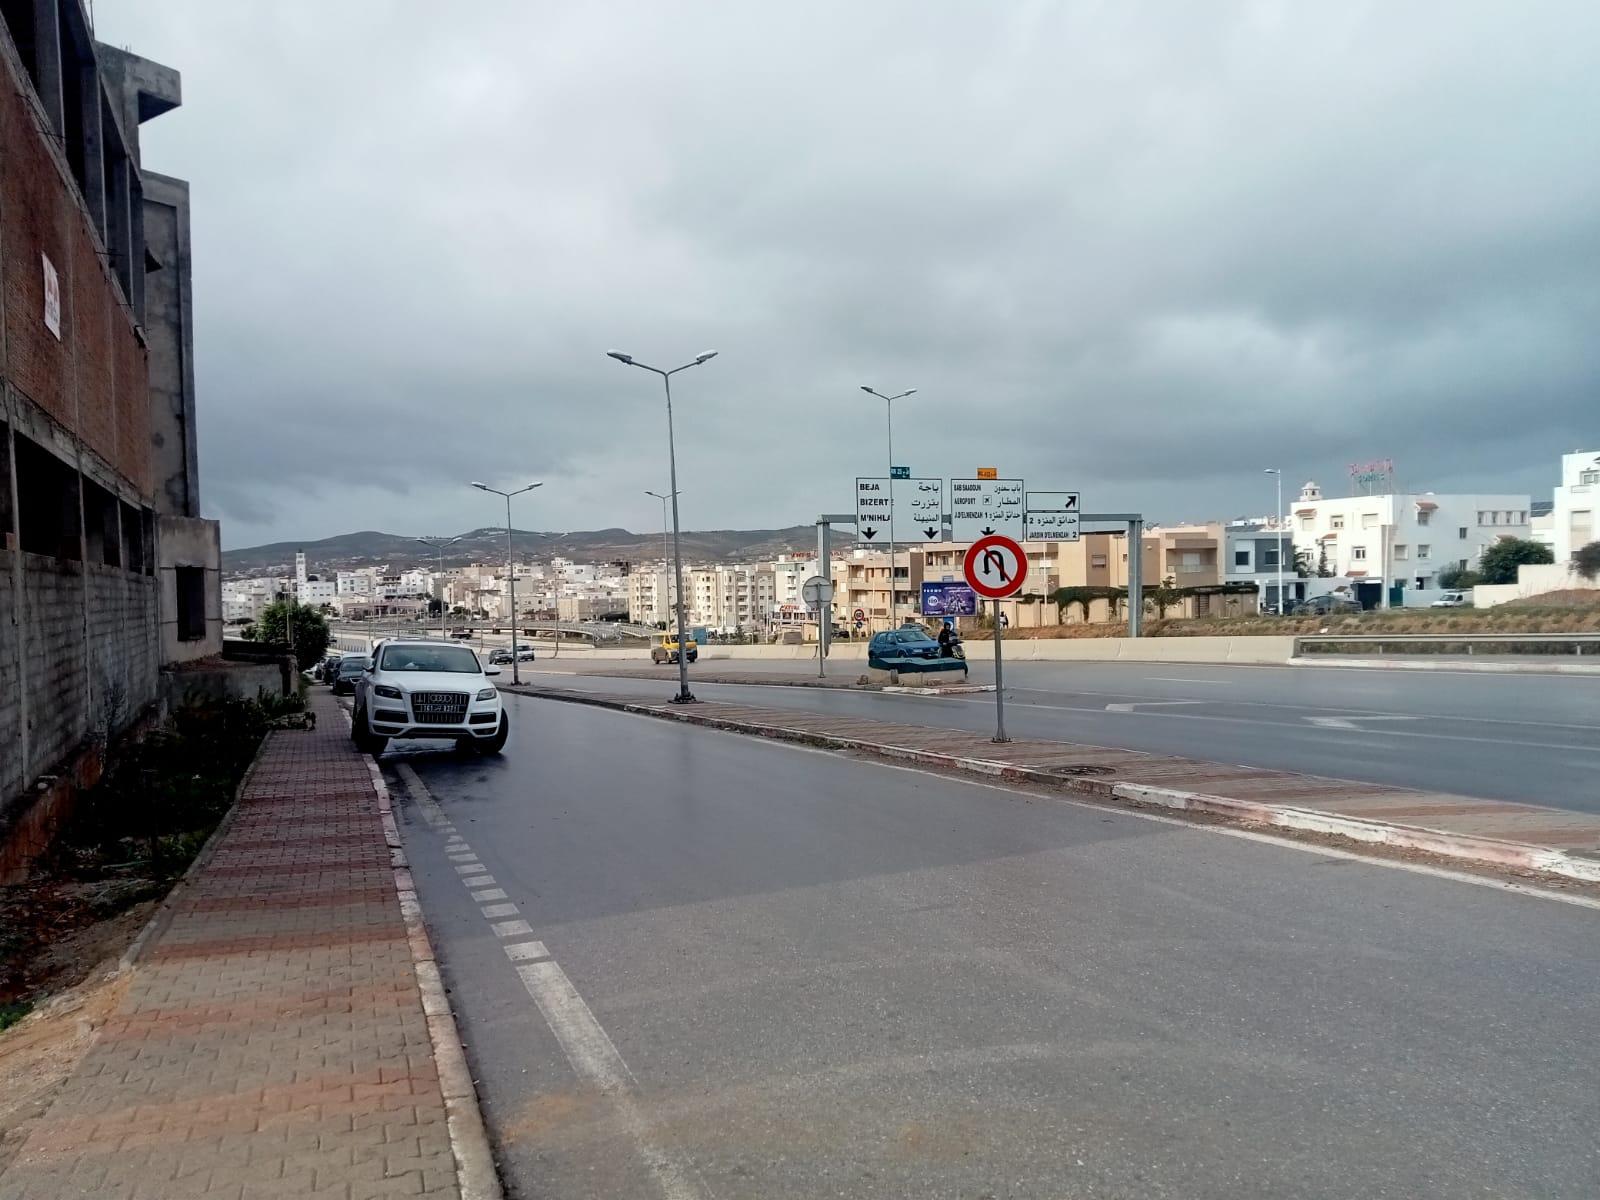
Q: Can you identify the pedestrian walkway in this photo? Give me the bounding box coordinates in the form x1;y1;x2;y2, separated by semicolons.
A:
0;693;469;1200
515;684;1600;884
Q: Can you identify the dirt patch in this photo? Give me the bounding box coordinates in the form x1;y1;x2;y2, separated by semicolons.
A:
0;949;134;1175
1502;589;1600;609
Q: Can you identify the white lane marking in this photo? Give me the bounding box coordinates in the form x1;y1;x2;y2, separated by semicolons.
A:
471;888;508;902
1105;701;1206;713
572;703;1600;913
397;759;710;1199
454;863;486;874
1306;715;1422;730
462;875;496;888
1146;677;1232;684
514;959;708;1200
447;852;480;863
504;940;551;962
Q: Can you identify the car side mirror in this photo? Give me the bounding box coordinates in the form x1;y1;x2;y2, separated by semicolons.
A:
484;666;502;676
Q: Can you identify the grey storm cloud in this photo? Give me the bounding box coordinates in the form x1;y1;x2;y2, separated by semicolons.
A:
97;0;1600;548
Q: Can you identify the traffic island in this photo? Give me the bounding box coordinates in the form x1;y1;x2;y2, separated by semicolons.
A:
0;690;498;1200
506;683;1600;887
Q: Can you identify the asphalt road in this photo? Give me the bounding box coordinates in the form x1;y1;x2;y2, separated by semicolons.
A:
390;695;1599;1199
524;659;1600;811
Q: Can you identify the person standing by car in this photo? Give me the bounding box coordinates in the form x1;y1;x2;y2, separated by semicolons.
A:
937;620;955;658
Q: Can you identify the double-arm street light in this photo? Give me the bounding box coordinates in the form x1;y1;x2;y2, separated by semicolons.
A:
1264;468;1285;616
471;481;542;684
644;489;677;626
860;386;916;631
608;350;718;703
415;535;461;635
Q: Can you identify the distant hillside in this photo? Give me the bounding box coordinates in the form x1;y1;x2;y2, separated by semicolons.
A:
222;525;818;576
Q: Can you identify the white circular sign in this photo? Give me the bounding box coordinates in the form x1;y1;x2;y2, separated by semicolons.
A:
800;575;835;612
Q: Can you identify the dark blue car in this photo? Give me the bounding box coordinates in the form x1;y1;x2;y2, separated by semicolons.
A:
867;628;967;676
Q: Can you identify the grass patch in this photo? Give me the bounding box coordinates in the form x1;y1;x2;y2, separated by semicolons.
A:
0;1002;29;1032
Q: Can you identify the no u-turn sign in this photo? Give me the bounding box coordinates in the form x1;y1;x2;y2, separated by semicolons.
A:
962;534;1027;599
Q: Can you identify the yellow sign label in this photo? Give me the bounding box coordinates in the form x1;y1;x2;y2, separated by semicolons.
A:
976;467;998;479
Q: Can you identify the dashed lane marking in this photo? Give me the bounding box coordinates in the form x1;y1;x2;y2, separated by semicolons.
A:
393;762;710;1200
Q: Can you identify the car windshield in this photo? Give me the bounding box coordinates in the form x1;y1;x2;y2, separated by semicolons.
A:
338;657;369;674
379;645;480;673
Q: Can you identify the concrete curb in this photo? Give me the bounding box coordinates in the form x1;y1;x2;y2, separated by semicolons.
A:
1289;655;1600;675
359;727;504;1200
882;683;997;696
511;685;1600;887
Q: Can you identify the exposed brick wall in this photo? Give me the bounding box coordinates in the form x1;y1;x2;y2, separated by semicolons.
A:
73;232;117;466
0;67;72;427
1;36;149;498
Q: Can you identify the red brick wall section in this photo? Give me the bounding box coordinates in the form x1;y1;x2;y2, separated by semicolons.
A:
73;232;117;463
1;58;150;499
0;74;71;427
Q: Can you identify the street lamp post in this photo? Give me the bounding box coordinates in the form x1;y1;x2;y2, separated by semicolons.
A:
644;489;676;628
415;536;461;636
860;386;916;631
608;350;718;703
1264;468;1285;615
471;481;542;685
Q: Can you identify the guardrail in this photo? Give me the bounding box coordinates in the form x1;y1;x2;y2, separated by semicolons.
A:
1295;633;1600;657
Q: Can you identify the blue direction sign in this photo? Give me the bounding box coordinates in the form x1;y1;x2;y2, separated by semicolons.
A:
891;466;910;479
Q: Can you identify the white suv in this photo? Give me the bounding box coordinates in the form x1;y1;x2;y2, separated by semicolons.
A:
351;639;507;756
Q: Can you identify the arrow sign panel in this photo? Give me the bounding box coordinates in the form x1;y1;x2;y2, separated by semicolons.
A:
858;476;945;544
855;477;890;543
1025;491;1081;542
951;477;1024;542
906;478;945;542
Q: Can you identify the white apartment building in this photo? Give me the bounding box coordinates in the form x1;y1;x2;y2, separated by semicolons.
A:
627;567;673;625
1288;480;1531;596
336;569;375;597
397;568;431;595
1551;449;1599;564
222;576;290;623
294;578;338;606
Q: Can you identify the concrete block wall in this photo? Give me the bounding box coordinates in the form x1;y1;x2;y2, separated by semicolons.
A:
21;554;90;777
0;552;22;803
8;555;157;792
87;562;159;727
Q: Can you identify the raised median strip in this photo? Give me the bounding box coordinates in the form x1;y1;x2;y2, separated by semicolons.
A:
0;691;501;1200
507;683;1600;886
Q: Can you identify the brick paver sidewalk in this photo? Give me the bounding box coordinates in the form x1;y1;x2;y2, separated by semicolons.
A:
517;684;1600;880
0;693;465;1200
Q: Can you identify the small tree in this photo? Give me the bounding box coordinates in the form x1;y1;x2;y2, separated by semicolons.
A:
1574;541;1600;582
1147;576;1181;618
247;599;331;670
1316;542;1332;577
1436;565;1481;590
1477;537;1554;585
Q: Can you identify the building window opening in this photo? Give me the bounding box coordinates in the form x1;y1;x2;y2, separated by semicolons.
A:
176;565;206;641
15;434;81;560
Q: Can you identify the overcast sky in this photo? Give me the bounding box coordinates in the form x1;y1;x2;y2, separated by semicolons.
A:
98;1;1599;550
